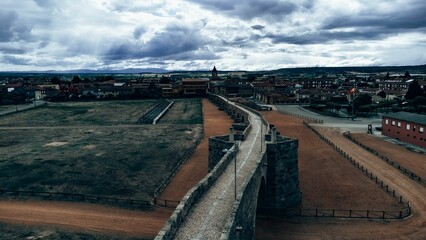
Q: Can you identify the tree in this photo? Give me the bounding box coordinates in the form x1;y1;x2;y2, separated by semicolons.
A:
353;93;372;112
72;75;82;83
159;75;170;84
405;80;424;100
50;76;60;84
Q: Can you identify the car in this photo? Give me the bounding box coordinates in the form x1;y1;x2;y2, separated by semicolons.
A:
375;126;382;131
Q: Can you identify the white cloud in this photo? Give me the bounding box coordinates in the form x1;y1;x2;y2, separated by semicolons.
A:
0;0;424;71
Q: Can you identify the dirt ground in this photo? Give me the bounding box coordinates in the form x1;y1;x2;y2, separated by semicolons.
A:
0;98;233;239
351;133;426;180
256;111;426;240
261;111;403;210
159;98;234;201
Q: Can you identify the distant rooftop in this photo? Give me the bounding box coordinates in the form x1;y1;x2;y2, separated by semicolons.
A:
384;112;426;125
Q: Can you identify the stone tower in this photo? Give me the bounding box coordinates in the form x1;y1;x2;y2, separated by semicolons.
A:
212;66;218;78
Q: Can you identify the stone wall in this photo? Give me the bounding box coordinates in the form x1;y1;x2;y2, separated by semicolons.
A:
264;135;301;209
220;152;268;240
155;144;238;240
220;135;300;240
209;135;234;172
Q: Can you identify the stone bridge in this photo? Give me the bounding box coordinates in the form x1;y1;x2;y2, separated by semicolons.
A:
156;94;301;240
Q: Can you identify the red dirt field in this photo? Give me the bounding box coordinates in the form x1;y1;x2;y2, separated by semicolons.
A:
350;133;426;180
0;200;171;238
159;98;233;201
256;111;426;240
0;98;233;239
262;111;403;210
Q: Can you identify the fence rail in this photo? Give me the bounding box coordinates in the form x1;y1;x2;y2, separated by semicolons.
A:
343;132;424;185
278;109;323;124
301;121;411;219
259;207;410;219
0;189;150;207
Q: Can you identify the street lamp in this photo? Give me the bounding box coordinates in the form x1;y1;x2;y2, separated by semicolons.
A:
223;142;238;200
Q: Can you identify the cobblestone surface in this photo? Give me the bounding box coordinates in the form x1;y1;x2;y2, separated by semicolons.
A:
175;99;265;240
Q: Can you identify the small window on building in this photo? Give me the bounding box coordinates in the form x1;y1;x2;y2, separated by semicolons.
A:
392;121;395;126
420;127;424;133
385;119;389;124
397;122;401;127
413;126;416;132
406;124;410;130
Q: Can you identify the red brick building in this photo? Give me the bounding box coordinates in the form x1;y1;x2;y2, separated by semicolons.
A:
382;112;426;148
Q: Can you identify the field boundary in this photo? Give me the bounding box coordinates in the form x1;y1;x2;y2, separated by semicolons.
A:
291;121;412;220
277;109;323;124
0;189;150;208
343;132;424;185
152;136;204;208
0;102;48;118
258;207;410;219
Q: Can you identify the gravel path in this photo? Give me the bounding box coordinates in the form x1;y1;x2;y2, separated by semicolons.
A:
175;99;265;239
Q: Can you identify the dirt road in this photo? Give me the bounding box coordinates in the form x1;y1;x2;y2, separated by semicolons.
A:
0;200;171;238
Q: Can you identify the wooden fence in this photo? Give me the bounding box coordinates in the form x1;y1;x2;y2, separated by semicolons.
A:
0;189;150;208
299;121;411;219
259;207;410;219
343;132;424;184
152;135;204;208
277;109;323;124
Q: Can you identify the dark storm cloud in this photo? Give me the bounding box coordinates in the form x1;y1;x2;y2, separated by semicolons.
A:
133;26;146;39
0;10;33;42
322;0;426;32
2;55;30;65
266;28;392;45
0;46;26;54
105;24;212;61
251;25;265;30
186;0;310;21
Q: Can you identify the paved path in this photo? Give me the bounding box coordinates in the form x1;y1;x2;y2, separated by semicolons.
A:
175;98;266;239
275;105;382;133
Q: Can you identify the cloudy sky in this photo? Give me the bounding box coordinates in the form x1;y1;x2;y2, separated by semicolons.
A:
1;0;425;71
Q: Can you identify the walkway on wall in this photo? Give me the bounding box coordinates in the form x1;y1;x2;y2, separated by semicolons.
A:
174;96;266;239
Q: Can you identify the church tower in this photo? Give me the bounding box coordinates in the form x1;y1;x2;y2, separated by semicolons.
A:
212;66;218;78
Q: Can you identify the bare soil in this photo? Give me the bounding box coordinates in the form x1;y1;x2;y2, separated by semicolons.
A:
256;111;426;240
351;133;426;180
159;98;234;201
262;111;403;210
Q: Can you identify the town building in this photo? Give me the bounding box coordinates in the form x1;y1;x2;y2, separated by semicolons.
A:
181;78;209;96
382;112;426;148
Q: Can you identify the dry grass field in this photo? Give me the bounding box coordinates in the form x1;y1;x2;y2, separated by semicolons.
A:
0;99;202;200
